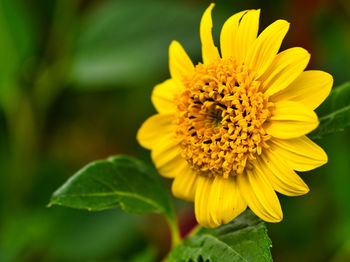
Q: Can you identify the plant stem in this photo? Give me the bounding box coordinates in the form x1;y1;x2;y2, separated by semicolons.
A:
186;223;202;238
166;216;181;248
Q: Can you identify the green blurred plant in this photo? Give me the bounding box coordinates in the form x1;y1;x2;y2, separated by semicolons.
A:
0;0;350;261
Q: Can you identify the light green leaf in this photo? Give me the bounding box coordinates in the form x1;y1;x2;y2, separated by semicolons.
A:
50;155;174;219
169;210;272;262
310;82;350;139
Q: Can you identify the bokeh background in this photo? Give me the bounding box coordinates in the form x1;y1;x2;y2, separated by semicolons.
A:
0;0;349;261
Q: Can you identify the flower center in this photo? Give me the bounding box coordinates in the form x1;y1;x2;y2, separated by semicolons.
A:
174;58;273;177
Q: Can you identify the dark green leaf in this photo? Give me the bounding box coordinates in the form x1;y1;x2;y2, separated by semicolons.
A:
50;155;174;219
169;210;272;262
310;82;350;139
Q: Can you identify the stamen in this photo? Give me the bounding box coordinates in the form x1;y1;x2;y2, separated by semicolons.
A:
175;58;272;177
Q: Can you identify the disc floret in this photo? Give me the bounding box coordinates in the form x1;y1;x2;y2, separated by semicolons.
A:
175;58;273;177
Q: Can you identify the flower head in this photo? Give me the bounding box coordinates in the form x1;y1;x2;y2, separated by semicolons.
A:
137;4;333;228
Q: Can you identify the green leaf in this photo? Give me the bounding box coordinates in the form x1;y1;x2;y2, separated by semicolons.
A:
49;155;174;219
169;210;272;262
310;82;350;139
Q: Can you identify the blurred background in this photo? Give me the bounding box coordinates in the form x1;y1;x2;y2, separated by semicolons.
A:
0;0;349;261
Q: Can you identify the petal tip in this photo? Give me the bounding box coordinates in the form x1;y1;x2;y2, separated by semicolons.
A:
272;214;283;223
297;183;310;196
203;3;215;16
267;208;283;223
136;126;150;150
200;3;220;63
276;19;291;29
321;151;328;165
324;71;334;90
312;117;320;131
262;210;283;223
169;40;179;50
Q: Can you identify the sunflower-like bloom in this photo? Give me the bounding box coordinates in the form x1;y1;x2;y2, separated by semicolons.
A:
137;4;333;228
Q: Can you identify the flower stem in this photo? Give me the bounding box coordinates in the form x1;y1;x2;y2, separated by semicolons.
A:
187;223;202;238
166;216;181;248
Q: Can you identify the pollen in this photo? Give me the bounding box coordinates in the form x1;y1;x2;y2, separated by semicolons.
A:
175;58;274;178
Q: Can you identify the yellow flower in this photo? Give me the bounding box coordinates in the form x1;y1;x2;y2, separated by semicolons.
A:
137;4;333;228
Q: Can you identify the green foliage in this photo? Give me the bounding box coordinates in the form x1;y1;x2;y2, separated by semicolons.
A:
0;208;144;262
50;155;174;219
311;82;350;139
169;210;272;262
129;246;157;262
0;0;36;73
0;0;36;111
49;154;273;261
70;0;201;89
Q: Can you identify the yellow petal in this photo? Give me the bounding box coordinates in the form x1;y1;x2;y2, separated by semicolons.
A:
151;79;182;113
259;151;309;196
220;10;247;59
171;166;198;202
209;176;247;225
200;3;220;64
169;41;194;81
237;168;283;223
195;176;219;228
262;47;310;96
137;114;173;150
245;20;290;78
234;9;260;64
271;70;333;110
266;101;319;139
270;136;328;171
151;134;187;178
